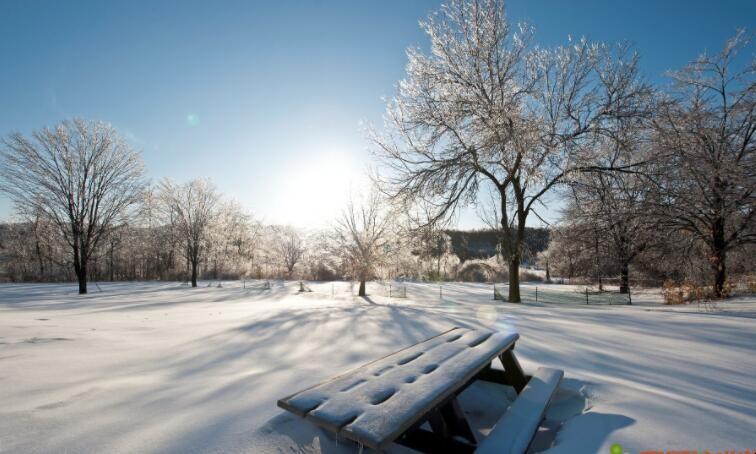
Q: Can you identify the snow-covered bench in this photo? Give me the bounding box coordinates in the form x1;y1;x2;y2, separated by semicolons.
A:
277;327;563;453
476;367;563;454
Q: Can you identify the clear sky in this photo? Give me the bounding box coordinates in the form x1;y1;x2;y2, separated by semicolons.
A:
1;0;754;228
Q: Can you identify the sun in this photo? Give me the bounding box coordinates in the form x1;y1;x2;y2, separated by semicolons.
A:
278;150;364;227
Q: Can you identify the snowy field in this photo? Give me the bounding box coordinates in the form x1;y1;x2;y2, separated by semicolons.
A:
1;281;754;453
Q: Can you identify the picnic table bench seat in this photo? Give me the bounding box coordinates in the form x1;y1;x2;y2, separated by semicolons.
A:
476;367;563;454
277;327;563;453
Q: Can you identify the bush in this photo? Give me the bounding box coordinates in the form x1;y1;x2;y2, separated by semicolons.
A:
662;280;727;304
520;270;543;282
457;262;496;282
662;280;687;305
311;263;339;282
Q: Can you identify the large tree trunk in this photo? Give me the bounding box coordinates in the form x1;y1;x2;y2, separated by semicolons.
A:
711;246;727;298
77;259;88;295
499;235;523;302
710;216;727;298
713;255;726;298
191;259;198;288
499;185;524;303
35;239;45;280
109;243;115;282
619;261;629;294
358;280;366;297
72;239;87;294
508;256;521;303
594;234;603;291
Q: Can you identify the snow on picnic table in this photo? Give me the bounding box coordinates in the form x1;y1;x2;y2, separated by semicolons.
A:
0;281;754;453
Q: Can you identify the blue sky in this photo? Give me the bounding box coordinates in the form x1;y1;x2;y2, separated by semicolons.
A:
1;0;754;228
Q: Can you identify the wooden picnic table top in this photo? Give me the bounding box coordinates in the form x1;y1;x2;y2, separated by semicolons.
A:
277;326;519;450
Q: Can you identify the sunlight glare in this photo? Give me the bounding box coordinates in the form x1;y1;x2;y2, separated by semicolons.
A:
277;149;365;227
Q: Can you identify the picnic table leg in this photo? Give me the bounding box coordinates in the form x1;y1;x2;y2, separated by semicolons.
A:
499;348;528;393
427;408;449;438
398;397;477;453
439;397;477;444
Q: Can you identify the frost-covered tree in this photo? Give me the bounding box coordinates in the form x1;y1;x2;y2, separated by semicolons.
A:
275;226;305;278
0;119;145;293
544;221;604;283
300;231;337;281
567;175;650;293
11;209;59;281
138;186;180;280
206;199;258;279
651;31;755;297
158;178;219;287
0;217;63;281
373;0;651;302
566;132;656;293
334;192;394;297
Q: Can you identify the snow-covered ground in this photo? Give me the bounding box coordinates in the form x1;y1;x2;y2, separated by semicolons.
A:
0;281;754;453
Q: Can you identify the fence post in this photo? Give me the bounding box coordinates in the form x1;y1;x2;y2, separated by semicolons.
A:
535;287;538;302
389;284;392;298
243;279;245;289
585;287;589;305
628;285;632;305
440;285;442;300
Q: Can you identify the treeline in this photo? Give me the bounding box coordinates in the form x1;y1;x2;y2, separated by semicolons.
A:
0;207;552;285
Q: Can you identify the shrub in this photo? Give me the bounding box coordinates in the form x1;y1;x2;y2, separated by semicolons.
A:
520;270;544;282
457;261;497;282
662;280;727;304
662;280;689;305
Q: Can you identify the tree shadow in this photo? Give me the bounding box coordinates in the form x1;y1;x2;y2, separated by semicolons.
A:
535;412;634;453
260;413;364;454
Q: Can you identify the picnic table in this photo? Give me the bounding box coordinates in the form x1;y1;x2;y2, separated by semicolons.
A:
277;327;563;453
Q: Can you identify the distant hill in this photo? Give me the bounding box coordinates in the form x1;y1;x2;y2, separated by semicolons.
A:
444;228;549;265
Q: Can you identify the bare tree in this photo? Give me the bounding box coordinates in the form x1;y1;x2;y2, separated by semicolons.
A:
652;31;755;297
16;208;57;281
275;226;305;278
206;199;258;280
0;119;145;294
334;192;394;297
159;178;219;287
566;133;656;293
138;186;179;280
372;0;651;302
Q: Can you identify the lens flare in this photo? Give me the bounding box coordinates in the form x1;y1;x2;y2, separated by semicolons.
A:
186;114;200;126
475;305;516;333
